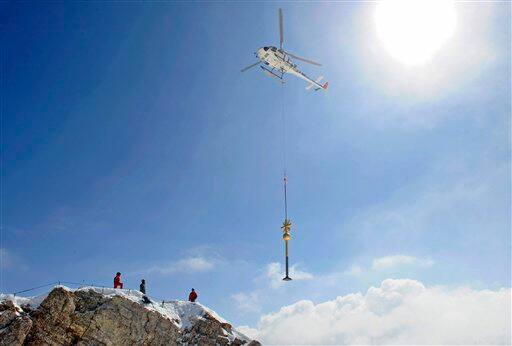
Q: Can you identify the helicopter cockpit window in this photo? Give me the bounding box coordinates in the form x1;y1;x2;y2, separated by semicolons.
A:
263;47;269;51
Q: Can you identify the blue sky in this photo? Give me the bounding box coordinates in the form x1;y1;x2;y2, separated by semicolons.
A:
1;1;510;333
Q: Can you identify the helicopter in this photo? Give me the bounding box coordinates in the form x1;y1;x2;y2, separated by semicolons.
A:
241;9;328;91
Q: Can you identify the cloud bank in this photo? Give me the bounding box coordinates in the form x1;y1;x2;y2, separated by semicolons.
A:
266;262;314;289
239;278;511;345
231;262;314;313
372;254;433;270
147;256;216;275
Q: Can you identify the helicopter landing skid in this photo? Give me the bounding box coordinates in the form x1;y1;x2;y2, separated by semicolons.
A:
260;66;285;84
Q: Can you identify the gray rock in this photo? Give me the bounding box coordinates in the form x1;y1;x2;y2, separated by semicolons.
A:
0;287;260;346
0;300;33;346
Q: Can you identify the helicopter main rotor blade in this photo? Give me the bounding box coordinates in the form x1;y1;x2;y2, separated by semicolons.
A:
285;51;322;67
241;61;261;72
279;8;284;50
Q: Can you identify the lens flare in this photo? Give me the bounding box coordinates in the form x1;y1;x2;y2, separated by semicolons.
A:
375;0;457;65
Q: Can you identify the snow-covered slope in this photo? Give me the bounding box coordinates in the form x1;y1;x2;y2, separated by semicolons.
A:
0;286;259;345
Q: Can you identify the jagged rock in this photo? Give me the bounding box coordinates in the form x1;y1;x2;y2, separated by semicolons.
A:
0;300;20;329
180;312;251;346
0;300;33;346
0;287;260;346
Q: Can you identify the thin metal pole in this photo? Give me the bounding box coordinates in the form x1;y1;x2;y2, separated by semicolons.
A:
283;240;291;281
285;241;289;277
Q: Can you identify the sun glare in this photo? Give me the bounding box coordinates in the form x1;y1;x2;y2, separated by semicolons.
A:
375;0;457;65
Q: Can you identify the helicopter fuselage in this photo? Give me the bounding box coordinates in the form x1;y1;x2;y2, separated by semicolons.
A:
256;46;325;89
241;9;327;91
257;46;297;75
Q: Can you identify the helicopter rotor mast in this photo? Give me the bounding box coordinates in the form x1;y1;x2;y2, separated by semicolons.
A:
279;8;284;51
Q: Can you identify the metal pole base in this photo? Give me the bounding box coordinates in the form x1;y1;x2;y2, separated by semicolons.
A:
283;253;291;281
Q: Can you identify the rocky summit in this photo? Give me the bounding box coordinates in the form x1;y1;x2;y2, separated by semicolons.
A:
0;286;260;346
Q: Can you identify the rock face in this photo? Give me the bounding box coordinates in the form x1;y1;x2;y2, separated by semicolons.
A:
0;300;33;345
0;287;260;346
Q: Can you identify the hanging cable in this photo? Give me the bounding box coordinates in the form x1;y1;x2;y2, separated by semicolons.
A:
283;175;288;220
281;81;287;177
281;82;288;221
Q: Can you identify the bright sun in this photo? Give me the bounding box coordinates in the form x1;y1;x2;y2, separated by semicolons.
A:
375;0;457;65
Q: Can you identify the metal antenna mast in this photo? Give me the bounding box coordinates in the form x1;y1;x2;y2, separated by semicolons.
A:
282;174;292;281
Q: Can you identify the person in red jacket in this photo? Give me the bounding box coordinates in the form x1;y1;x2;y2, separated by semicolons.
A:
188;288;197;302
114;272;123;289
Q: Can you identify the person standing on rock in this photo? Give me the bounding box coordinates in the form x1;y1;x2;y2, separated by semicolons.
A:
188;288;197;302
139;279;152;304
139;279;146;294
114;272;123;289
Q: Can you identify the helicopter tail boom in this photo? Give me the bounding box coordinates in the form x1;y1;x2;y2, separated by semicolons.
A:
306;76;328;91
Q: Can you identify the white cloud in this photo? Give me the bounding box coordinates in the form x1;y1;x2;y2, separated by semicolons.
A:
231;262;314;314
352;162;508;259
0;248;27;272
236;325;260;341
232;291;262;313
0;248;11;269
266;262;314;289
181;257;215;271
147;256;215;275
245;278;511;345
372;254;434;271
344;264;363;276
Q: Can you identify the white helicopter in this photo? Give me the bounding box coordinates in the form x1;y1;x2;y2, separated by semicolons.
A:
241;9;328;91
